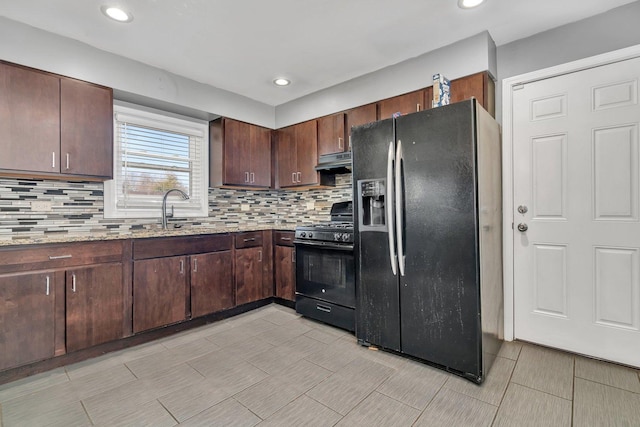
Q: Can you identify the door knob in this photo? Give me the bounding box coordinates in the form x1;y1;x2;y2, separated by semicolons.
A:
517;205;528;214
517;223;528;232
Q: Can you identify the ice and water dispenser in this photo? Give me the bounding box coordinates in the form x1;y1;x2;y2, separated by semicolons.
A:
357;179;387;231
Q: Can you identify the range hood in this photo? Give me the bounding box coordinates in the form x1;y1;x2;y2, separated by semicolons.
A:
315;151;352;174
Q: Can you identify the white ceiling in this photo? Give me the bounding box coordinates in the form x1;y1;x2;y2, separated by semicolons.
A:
0;0;635;106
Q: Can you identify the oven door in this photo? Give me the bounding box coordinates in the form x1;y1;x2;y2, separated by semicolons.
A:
295;241;355;308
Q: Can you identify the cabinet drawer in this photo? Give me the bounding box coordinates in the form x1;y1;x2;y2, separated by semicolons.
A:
235;231;263;249
133;233;232;260
273;230;295;247
0;240;124;274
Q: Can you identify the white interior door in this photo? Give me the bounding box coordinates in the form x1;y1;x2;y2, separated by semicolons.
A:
513;56;640;367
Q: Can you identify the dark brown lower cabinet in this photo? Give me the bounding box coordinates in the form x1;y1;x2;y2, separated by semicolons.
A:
0;270;57;371
191;251;234;318
66;263;124;352
235;247;263;305
275;245;295;301
133;256;188;333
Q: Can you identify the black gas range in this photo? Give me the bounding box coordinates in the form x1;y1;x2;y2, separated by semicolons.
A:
294;201;355;332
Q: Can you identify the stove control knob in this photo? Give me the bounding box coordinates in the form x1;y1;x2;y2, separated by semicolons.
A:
342;234;350;242
301;232;306;238
334;233;341;241
308;232;313;238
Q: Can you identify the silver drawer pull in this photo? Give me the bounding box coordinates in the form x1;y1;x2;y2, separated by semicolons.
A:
258;250;262;262
316;304;331;313
193;258;198;272
71;274;76;292
52;152;56;168
280;237;292;241
49;255;72;260
243;238;256;242
46;276;50;296
66;153;70;170
179;260;184;274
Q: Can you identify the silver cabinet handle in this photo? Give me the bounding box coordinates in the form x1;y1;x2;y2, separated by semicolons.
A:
46;276;50;296
243;237;256;242
296;172;301;182
71;273;76;293
338;137;343;150
250;172;255;183
258;250;262;262
280;237;291;241
245;172;250;183
193;258;198;272
292;172;296;183
66;153;70;170
179;260;184;274
316;303;331;313
416;103;421;112
395;140;405;277
49;254;72;260
52;152;56;168
348;135;352;149
387;141;397;276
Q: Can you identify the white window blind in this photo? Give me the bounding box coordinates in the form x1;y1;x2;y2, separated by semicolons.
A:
104;105;208;219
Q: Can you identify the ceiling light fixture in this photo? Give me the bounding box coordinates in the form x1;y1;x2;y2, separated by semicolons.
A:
458;0;485;9
100;5;133;22
273;78;291;86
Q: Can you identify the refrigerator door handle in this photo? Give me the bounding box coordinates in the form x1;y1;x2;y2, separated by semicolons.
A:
387;141;397;276
395;140;406;276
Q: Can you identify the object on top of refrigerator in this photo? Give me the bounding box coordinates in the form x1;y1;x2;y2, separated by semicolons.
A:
432;73;451;108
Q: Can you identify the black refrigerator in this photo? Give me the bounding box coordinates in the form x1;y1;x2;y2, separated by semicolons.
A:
352;99;503;383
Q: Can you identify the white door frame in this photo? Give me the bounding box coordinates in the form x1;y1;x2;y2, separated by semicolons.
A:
501;43;640;341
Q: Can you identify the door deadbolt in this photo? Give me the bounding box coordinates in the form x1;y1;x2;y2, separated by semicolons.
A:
517;205;528;214
517;223;528;232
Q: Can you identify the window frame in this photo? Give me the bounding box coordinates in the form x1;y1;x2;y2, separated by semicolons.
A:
104;103;209;219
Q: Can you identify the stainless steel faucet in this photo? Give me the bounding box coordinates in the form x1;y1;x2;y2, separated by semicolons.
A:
162;188;189;229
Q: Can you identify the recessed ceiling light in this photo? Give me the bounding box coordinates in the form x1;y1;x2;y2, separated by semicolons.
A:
458;0;485;9
273;78;291;86
100;5;133;22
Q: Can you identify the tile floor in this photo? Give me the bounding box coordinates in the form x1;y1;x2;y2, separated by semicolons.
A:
0;303;639;426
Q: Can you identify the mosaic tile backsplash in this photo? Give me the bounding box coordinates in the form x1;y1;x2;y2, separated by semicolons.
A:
0;174;353;242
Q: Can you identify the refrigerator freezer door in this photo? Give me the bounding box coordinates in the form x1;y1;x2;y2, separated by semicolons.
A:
352;119;401;352
395;101;482;379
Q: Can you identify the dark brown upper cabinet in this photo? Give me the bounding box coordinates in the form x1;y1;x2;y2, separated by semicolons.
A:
222;118;272;188
0;61;113;180
317;112;346;156
276;120;318;188
345;103;377;148
377;89;426;120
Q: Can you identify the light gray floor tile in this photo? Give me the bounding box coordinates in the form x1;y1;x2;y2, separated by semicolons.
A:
573;378;640;426
444;356;515;406
220;337;275;361
376;359;449;409
493;383;571;427
158;321;233;349
234;376;307;419
279;334;327;358
261;310;301;326
158;378;233;422
179;398;261;427
206;326;258;348
93;399;177;427
196;360;268;394
333;357;396;387
497;341;523;361
336;391;420;426
414;387;497;427
70;363;137;400
126;339;218;378
510;344;574;400
304;327;344;344
259;395;342;427
1;401;90;427
0;368;69;403
275;358;332;390
257;324;309;346
575;356;640;393
246;343;310;375
188;347;246;377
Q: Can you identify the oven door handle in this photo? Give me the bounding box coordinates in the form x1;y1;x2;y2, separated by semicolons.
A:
294;240;354;251
387;140;397;276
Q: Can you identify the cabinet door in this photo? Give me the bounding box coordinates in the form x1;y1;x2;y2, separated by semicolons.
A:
249;125;272;187
295;120;318;186
275;246;296;301
317;113;346;156
191;251;234;317
450;72;494;116
235;247;263;305
133;256;188;333
0;63;60;173
223;118;251;185
346;103;377;146
60;78;113;178
0;270;56;370
276;126;298;188
66;263;124;352
378;90;425;120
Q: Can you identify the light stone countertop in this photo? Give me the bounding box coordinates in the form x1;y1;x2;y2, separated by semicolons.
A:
0;223;298;247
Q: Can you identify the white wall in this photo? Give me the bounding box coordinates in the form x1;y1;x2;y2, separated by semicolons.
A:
496;0;640;121
0;16;276;128
276;32;497;128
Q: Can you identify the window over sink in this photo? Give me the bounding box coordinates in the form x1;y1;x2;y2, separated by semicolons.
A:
104;103;209;219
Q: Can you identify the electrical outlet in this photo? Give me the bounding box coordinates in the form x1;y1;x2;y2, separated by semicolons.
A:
31;201;52;211
240;203;250;212
306;201;315;210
